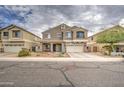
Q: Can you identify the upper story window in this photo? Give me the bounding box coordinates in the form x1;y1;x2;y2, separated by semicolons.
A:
57;33;62;38
12;30;21;38
77;31;84;39
47;33;51;39
66;31;72;38
3;32;9;36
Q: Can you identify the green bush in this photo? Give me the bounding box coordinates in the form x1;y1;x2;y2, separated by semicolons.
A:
18;48;31;57
122;55;124;58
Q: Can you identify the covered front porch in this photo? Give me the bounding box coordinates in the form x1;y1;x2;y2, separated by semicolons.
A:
42;43;65;52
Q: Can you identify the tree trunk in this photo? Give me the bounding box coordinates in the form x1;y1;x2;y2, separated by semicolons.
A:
110;43;115;52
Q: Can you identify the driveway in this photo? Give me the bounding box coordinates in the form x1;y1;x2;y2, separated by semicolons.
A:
0;53;17;57
68;53;104;58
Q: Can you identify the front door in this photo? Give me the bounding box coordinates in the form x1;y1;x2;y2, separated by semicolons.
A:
53;44;56;52
32;46;36;52
56;44;61;52
53;44;62;52
93;46;97;52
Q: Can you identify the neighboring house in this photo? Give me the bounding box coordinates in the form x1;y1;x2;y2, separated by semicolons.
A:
0;24;41;53
41;23;88;52
87;25;124;52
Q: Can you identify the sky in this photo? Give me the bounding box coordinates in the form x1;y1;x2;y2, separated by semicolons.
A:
0;5;124;37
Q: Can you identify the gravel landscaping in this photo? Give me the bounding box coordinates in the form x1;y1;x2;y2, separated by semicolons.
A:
31;52;70;57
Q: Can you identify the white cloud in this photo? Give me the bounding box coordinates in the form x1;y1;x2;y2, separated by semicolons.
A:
94;14;102;22
2;5;123;37
119;18;124;27
81;12;103;24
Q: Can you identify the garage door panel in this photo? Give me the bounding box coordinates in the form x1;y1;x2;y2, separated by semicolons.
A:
4;46;23;52
66;45;83;52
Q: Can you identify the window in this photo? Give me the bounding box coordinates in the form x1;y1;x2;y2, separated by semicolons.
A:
3;32;9;36
13;30;21;38
57;33;62;38
47;33;51;39
66;32;72;38
46;44;50;49
77;31;84;39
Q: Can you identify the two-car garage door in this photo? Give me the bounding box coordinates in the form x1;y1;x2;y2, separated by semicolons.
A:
66;45;84;52
4;46;23;52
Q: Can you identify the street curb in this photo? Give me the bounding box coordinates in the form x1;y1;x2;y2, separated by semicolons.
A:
0;58;124;62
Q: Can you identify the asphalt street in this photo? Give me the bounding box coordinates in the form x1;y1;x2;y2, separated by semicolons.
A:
0;61;124;87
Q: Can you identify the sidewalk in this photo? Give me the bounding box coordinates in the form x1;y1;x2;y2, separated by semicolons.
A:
0;57;123;62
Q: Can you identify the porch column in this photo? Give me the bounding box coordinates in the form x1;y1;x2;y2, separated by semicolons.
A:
40;43;43;52
50;43;53;52
62;43;65;52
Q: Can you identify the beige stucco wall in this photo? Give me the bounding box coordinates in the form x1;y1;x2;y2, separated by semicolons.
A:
42;24;88;41
42;24;71;40
0;25;41;52
1;26;41;42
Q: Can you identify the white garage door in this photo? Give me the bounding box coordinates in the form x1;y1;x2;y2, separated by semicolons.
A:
66;45;83;52
4;46;23;52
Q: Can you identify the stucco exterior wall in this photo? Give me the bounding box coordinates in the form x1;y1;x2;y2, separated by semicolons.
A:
42;24;88;41
0;25;41;52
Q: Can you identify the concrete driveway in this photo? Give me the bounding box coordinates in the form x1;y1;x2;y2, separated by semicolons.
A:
68;53;104;58
0;53;17;57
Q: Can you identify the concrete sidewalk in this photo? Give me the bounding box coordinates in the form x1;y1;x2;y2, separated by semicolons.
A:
0;57;124;62
68;53;104;58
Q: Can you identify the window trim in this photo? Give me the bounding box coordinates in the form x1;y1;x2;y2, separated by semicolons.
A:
76;31;84;39
47;33;51;39
56;32;62;38
66;31;72;39
12;30;21;38
3;32;9;37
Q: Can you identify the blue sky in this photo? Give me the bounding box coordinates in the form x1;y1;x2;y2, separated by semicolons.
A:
1;5;124;37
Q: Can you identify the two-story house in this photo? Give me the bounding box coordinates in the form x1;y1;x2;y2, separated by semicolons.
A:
0;24;42;52
87;25;124;52
41;24;88;52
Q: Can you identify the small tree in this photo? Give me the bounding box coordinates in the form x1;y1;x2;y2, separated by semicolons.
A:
18;48;31;57
102;45;113;55
97;29;124;54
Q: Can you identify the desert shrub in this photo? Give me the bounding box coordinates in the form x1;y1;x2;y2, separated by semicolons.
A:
61;52;65;54
58;52;64;57
102;45;113;55
18;48;31;57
